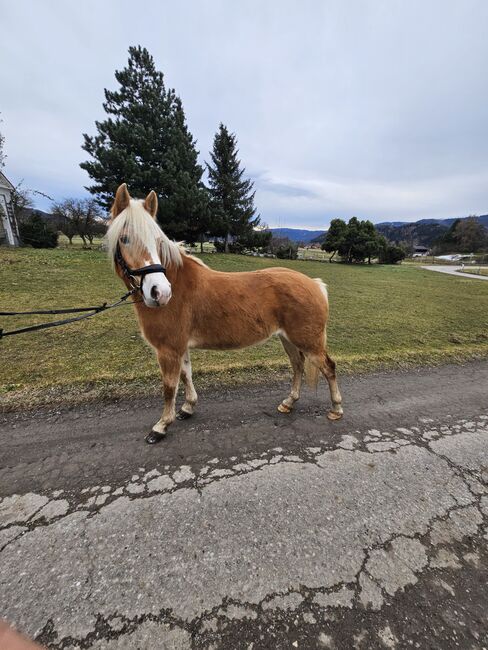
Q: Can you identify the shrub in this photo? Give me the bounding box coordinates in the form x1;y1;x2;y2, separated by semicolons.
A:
19;212;58;248
379;243;406;264
213;240;226;253
275;243;298;259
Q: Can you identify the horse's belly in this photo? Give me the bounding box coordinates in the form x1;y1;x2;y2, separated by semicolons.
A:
189;324;277;351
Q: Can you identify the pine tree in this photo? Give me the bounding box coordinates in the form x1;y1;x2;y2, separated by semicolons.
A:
322;218;347;262
158;95;209;242
207;124;259;252
81;46;207;239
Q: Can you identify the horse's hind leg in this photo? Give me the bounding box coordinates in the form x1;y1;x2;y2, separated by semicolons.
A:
304;349;343;420
277;334;304;414
177;349;198;420
320;352;343;420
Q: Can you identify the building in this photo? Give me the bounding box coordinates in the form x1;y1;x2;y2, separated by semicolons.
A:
0;171;20;246
412;245;430;257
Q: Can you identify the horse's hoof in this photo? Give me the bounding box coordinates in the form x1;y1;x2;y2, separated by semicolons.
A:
277;403;292;414
327;410;343;421
176;409;192;420
145;430;165;444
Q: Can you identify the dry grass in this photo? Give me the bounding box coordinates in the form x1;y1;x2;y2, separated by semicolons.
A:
458;267;488;277
1;247;488;411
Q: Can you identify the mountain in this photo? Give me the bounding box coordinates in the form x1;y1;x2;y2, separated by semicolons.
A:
17;207;63;229
376;221;449;248
377;215;488;229
268;228;326;243
311;214;488;249
376;215;488;248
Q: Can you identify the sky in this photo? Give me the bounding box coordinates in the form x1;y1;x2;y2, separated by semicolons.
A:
1;0;487;230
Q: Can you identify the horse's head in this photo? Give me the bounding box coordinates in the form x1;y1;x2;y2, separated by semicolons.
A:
107;184;181;308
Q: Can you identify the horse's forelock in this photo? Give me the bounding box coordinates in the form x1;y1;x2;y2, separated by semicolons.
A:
106;199;181;268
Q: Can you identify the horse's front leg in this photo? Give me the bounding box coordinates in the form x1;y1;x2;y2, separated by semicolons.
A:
146;349;182;444
177;349;198;420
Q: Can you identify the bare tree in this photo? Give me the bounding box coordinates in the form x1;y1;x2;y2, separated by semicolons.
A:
52;198;106;246
454;216;488;253
11;182;34;222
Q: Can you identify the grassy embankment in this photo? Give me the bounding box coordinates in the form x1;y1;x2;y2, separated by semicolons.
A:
1;246;488;410
458;268;488;277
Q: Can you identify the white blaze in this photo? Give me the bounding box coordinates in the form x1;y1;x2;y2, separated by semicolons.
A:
141;239;172;307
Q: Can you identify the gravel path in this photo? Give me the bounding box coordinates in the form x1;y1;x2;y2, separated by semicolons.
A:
422;264;488;280
1;362;488;649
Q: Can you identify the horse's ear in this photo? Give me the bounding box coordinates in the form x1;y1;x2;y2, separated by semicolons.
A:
144;190;158;219
111;183;131;218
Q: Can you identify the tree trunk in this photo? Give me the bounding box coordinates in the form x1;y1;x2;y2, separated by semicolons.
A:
200;234;204;254
224;232;229;254
329;250;336;263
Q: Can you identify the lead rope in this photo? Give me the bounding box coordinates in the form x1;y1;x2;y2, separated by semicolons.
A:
0;289;140;339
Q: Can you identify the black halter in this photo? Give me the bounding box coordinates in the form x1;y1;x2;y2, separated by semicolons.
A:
114;243;167;292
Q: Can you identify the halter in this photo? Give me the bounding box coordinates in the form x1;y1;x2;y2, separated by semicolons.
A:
114;243;167;292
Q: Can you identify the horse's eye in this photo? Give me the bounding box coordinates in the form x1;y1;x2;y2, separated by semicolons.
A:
120;235;130;245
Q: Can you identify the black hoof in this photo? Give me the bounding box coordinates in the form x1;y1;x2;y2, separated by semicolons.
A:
176;409;192;420
145;430;165;444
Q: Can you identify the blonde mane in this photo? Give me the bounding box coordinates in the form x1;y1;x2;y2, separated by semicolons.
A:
106;199;182;268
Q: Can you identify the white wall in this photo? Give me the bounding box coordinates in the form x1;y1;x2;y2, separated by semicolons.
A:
0;186;16;245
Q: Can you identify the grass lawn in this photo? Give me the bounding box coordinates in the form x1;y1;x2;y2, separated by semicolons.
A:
458;267;488;277
1;246;488;410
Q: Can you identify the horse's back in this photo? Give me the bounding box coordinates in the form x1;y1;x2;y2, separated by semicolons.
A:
191;265;329;349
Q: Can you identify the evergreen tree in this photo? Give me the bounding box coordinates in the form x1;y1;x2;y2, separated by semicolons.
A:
19;212;58;248
207;124;259;252
321;217;384;263
322;218;347;262
81;46;207;240
158;95;210;242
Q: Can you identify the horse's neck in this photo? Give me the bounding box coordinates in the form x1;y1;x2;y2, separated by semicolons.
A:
174;253;201;295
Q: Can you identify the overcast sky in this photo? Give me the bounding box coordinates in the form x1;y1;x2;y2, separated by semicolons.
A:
1;0;487;229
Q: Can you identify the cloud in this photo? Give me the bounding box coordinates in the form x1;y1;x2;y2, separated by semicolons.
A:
253;173;320;199
1;0;487;225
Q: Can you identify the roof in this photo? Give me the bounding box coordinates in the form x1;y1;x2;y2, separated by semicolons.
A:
0;170;15;191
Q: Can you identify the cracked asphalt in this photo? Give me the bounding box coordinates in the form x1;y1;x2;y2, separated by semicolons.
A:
1;361;488;649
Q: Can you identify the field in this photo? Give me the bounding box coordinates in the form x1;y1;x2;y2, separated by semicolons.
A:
459;267;488;277
1;246;488;411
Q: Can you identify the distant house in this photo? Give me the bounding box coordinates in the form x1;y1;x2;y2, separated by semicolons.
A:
412;245;430;257
0;171;20;246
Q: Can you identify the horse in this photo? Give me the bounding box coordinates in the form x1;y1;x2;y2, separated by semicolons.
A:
107;183;343;444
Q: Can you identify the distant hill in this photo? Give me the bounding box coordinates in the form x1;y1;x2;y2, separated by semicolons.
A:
376;214;488;248
376;221;449;248
377;214;488;229
20;207;56;224
311;214;488;249
268;228;326;243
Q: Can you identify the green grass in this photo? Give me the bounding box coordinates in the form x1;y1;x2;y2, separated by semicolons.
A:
57;234;105;249
458;267;488;277
1;246;488;411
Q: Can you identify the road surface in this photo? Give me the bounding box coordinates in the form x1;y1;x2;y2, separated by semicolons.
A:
422;265;488;280
1;362;488;649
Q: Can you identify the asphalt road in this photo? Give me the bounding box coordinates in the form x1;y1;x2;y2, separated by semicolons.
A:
1;362;488;649
421;265;488;280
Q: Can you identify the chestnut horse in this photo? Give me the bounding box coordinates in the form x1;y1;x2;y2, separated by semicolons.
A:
107;184;343;444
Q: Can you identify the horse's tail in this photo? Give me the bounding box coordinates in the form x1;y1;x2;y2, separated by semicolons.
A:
304;278;328;389
304;357;320;389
